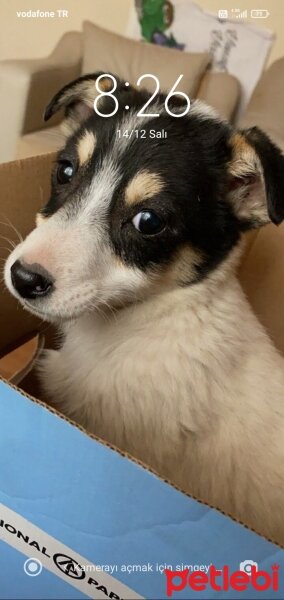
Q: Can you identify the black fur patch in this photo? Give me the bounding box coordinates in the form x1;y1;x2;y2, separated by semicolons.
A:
242;127;284;225
41;81;284;284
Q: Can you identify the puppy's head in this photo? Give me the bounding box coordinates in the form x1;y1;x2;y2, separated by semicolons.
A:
5;73;284;321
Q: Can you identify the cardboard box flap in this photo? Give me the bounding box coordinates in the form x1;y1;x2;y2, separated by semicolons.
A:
0;379;283;599
0;153;56;356
239;222;284;356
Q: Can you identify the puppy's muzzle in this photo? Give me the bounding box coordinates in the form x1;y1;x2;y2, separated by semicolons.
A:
10;260;54;300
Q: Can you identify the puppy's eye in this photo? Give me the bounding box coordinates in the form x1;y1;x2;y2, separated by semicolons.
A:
132;210;164;235
56;160;75;184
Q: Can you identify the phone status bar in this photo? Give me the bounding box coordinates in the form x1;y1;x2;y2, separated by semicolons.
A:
218;8;270;20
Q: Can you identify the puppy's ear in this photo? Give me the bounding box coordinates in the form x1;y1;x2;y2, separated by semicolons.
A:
44;72;125;136
228;127;284;227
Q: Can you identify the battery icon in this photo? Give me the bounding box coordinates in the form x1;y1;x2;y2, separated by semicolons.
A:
251;9;270;18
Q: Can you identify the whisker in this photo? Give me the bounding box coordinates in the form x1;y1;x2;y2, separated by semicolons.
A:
0;215;23;243
0;221;24;244
39;186;44;206
0;235;17;250
0;246;15;254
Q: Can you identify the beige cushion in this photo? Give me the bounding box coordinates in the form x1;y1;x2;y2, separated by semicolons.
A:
82;21;210;96
0;31;82;163
196;71;240;121
16;126;65;160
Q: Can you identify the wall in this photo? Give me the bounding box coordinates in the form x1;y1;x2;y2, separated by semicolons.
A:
0;0;283;67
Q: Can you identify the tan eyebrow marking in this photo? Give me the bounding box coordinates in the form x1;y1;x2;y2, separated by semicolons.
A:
125;170;164;206
77;131;97;166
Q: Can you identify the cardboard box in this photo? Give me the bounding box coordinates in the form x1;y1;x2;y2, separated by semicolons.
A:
0;154;284;599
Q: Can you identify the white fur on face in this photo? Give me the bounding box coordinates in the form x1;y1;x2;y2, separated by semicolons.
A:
4;156;149;322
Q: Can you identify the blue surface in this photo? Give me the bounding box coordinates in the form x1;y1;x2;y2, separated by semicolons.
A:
0;379;283;599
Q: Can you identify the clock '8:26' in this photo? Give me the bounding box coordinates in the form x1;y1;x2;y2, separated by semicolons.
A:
94;73;191;118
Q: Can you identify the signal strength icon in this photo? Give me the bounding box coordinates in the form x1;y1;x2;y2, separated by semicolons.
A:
232;8;248;19
236;9;248;18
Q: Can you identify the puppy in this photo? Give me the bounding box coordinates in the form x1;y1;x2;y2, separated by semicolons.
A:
5;73;284;544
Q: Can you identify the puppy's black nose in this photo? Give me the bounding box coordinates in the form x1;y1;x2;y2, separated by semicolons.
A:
11;260;53;299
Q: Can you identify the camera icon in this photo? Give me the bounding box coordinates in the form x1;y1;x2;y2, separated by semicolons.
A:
239;560;258;575
24;558;42;577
